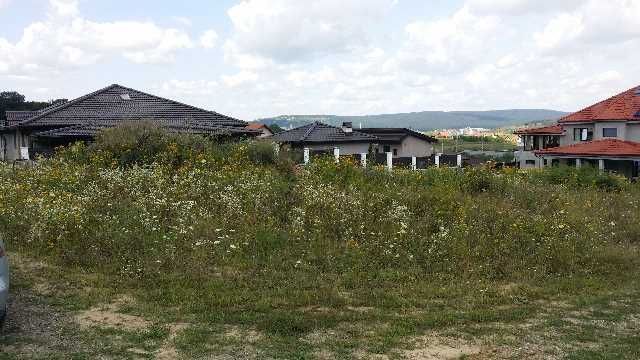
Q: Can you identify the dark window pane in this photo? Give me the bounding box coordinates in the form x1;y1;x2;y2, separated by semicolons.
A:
603;128;618;137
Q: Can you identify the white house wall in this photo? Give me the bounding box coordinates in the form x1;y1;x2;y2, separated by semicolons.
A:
626;124;640;141
305;143;370;155
594;121;627;140
559;124;595;146
1;130;33;161
400;136;434;158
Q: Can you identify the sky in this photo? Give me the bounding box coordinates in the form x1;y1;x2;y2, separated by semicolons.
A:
0;0;639;121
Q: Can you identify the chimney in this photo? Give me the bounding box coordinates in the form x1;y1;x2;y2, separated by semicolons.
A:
342;122;353;134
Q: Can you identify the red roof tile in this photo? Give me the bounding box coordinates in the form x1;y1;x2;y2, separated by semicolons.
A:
535;139;640;158
514;124;563;135
559;85;640;123
246;123;266;130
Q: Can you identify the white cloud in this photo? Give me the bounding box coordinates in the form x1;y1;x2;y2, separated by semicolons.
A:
172;16;193;27
225;0;397;64
397;6;501;74
534;0;640;52
8;0;639;121
160;79;219;95
222;70;259;88
49;0;79;17
222;40;272;70
534;13;584;50
467;0;582;15
0;0;194;75
199;30;218;49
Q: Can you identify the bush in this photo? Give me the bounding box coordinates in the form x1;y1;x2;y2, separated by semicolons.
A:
247;141;278;165
88;121;213;167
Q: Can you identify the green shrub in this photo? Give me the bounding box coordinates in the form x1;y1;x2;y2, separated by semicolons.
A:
88;121;213;167
247;141;277;165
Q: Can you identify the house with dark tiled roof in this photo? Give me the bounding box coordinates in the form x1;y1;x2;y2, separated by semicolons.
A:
514;85;640;177
358;128;437;158
0;84;258;161
270;121;436;158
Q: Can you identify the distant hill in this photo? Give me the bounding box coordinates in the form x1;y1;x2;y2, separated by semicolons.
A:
258;109;568;131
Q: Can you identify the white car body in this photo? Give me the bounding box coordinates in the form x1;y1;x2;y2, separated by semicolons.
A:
0;238;8;325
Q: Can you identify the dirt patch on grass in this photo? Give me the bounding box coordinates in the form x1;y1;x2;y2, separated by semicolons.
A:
74;295;193;359
402;334;482;359
224;325;263;343
156;323;189;360
75;295;152;331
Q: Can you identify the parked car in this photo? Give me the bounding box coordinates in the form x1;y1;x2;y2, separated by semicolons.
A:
0;237;8;326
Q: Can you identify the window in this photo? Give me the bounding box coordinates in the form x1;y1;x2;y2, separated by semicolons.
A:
573;128;593;141
524;136;538;151
603;128;618;138
525;160;536;166
393;148;398;156
383;145;390;153
543;136;559;149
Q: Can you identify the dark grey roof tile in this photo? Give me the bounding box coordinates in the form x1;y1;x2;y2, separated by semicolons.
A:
270;122;377;144
18;84;247;129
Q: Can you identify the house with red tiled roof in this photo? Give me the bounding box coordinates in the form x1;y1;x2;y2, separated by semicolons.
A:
245;122;274;138
514;85;640;177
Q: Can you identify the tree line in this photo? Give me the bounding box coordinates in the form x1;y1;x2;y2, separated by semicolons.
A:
0;91;67;121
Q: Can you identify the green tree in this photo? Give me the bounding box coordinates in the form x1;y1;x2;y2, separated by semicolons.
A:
269;124;285;134
0;91;60;121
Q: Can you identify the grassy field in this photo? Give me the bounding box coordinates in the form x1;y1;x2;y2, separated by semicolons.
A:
436;136;517;153
1;126;639;359
2;248;640;359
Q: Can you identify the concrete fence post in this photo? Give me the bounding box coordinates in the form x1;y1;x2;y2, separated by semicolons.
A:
411;156;417;171
435;154;440;168
272;143;280;157
386;152;393;171
576;158;582;169
303;148;310;165
456;154;462;168
599;159;605;172
334;147;340;163
360;153;367;168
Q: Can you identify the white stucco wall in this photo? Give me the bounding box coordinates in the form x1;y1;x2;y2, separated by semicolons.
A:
559;124;595;146
594;121;626;140
624;124;640;142
399;136;434;157
516;150;542;168
1;130;33;161
304;143;371;155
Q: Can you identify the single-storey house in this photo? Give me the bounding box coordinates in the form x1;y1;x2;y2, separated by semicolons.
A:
246;123;274;138
0;84;258;161
269;121;437;158
358;128;437;158
515;84;640;177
